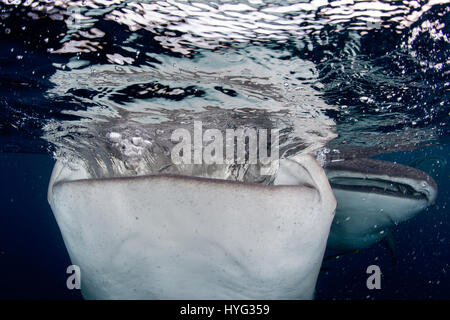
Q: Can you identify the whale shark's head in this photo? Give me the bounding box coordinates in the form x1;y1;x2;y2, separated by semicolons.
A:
47;154;336;299
325;158;437;251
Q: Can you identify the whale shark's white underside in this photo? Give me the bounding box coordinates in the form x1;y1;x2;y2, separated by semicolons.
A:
48;154;336;299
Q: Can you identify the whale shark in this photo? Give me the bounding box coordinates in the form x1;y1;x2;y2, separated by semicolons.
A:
48;154;336;299
325;158;438;252
47;149;437;299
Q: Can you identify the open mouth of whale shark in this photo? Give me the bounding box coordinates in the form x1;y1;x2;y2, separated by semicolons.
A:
329;177;431;201
326;158;437;206
324;158;438;252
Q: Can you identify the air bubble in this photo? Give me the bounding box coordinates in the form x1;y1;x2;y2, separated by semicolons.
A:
108;132;122;142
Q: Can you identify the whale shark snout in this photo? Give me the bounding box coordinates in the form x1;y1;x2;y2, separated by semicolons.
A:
325;158;438;252
47;154;336;299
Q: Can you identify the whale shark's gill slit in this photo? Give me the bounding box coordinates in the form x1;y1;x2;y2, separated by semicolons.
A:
329;177;428;201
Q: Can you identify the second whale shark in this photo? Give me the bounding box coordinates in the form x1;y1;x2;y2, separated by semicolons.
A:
325;158;438;252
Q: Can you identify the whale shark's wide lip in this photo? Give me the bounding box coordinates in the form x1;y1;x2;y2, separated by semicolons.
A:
48;154;338;215
53;172;313;192
325;158;438;204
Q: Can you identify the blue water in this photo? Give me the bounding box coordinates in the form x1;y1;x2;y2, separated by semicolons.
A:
0;0;449;299
0;152;80;299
